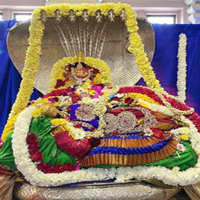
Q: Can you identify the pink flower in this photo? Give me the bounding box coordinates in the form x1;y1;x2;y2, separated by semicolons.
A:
91;86;102;95
94;93;99;98
48;98;56;103
75;164;80;171
64;116;70;121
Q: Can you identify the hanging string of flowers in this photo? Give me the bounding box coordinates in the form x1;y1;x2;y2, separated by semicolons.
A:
177;33;187;102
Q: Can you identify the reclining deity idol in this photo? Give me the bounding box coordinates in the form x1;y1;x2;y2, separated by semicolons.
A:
0;3;200;200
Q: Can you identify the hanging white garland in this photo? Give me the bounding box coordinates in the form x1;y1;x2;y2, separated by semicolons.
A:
177;33;187;102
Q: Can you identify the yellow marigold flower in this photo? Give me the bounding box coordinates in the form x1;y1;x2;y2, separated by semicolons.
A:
32;108;42;118
53;102;60;107
65;81;74;86
103;92;109;96
122;93;138;106
82;84;90;90
57;69;66;81
88;90;96;96
180;134;189;141
85;79;92;85
93;73;102;85
51;119;67;126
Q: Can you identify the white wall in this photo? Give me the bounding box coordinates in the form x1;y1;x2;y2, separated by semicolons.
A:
0;0;45;20
0;0;188;23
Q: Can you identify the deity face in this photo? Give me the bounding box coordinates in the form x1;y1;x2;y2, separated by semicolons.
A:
72;62;91;80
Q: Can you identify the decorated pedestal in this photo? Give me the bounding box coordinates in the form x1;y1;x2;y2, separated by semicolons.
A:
0;3;200;200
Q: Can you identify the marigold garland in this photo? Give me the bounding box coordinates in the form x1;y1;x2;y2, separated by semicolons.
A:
2;3;163;142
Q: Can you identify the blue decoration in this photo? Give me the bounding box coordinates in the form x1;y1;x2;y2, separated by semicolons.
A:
0;20;41;135
87;136;172;156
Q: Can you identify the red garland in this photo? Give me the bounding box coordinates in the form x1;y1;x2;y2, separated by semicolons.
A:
161;95;200;133
163;94;190;111
118;87;200;133
186;112;200;133
43;88;72;99
26;133;77;174
118;86;164;105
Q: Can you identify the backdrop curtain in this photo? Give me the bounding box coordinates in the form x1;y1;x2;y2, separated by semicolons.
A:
0;20;40;135
1;21;200;137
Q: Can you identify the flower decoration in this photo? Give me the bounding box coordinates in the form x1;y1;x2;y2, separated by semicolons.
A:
31;151;43;162
26;133;37;144
50;57;112;92
2;3;165;143
31;108;42;118
93;73;103;85
51;119;68;126
177;143;186;152
26;131;77;174
177;33;187;102
143;128;153;136
10;88;200;187
122;93;138;106
180;134;189;140
2;3;200;189
172;166;180;173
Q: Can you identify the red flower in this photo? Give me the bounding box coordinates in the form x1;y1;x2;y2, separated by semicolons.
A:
66;64;73;70
43;88;72;98
26;134;37;144
37;162;54;173
28;145;38;155
53;164;65;173
92;68;100;75
118;87;163;105
72;94;79;103
64;163;76;171
31;151;43;162
151;128;165;139
55;79;65;89
74;124;82;128
124;97;133;104
29;141;39;148
37;162;46;170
